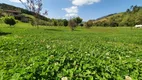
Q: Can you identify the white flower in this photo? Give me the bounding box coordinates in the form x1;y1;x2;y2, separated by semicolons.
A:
136;59;140;62
61;77;68;80
106;52;109;56
14;49;18;51
0;50;4;53
55;62;59;65
86;54;90;56
129;51;133;53
106;57;110;59
125;76;132;80
46;45;50;49
126;55;130;58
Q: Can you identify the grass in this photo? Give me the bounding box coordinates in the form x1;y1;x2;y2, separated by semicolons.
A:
0;23;142;80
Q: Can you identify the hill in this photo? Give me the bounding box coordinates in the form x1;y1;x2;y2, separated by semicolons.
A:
0;3;69;27
91;5;142;27
0;3;50;22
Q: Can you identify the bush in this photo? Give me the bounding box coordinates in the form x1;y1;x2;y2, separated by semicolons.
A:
4;17;16;26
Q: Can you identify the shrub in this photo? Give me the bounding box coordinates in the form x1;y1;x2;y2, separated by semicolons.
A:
4;17;16;26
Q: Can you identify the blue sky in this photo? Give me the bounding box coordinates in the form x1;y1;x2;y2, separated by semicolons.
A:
0;0;142;21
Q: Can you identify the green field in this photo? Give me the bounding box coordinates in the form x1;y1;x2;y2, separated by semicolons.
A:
0;23;142;80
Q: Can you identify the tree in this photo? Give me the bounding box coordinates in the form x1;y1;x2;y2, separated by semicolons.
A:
68;19;77;31
51;19;58;26
63;19;68;27
132;5;140;13
57;19;64;26
19;0;47;27
126;9;131;13
4;17;16;26
130;5;134;11
74;17;83;25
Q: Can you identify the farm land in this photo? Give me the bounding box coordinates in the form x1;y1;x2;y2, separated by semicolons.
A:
0;23;142;80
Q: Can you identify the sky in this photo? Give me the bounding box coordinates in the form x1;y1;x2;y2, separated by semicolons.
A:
0;0;142;21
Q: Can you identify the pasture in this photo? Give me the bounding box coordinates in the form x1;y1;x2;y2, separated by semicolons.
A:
0;23;142;80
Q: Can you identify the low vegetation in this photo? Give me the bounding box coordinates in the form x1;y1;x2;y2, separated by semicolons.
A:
0;23;142;79
0;2;142;80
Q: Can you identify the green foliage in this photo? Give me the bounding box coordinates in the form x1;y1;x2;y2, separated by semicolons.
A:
74;17;83;25
4;17;16;26
0;25;142;79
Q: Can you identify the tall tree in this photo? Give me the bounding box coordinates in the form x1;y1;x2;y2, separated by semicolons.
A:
19;0;47;27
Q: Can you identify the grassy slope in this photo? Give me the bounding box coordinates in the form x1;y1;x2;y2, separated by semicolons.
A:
0;23;142;79
93;7;142;26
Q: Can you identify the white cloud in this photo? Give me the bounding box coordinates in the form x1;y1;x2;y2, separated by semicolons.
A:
63;0;101;18
65;13;78;17
62;6;78;18
72;0;100;6
9;0;26;3
63;6;78;14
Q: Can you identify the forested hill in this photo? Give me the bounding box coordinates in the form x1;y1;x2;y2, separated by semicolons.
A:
91;5;142;27
0;3;69;26
0;3;49;21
